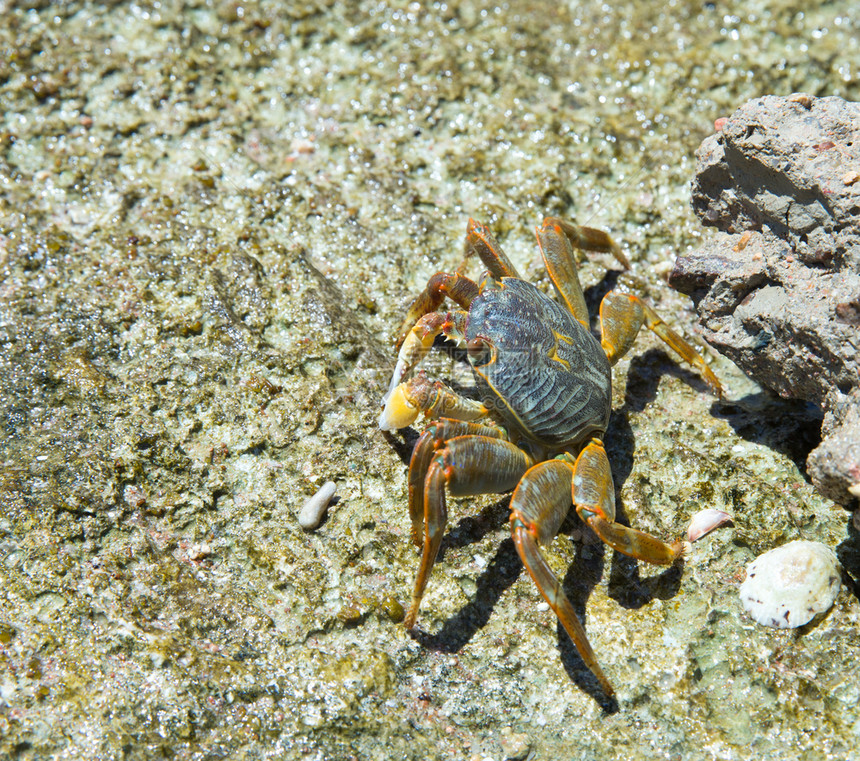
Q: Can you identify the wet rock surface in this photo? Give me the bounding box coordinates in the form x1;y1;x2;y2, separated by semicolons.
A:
670;95;860;510
1;2;859;760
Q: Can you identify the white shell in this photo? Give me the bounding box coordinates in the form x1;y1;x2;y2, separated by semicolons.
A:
739;540;841;629
298;481;337;530
687;508;733;542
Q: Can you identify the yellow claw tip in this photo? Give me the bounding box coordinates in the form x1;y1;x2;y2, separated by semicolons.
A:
378;383;419;431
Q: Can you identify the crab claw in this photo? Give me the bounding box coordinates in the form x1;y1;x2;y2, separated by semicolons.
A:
382;356;410;405
379;382;419;431
382;314;446;407
686;509;733;543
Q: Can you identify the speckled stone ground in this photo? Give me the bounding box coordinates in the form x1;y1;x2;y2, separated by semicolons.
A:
1;1;858;760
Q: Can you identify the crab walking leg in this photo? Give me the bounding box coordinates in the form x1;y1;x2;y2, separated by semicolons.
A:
574;439;688;565
536;217;632;329
381;309;468;412
598;291;723;396
407;420;507;548
535;218;590;326
405;436;534;629
462;218;522;279
394;273;479;350
509;458;615;697
546;216;631;269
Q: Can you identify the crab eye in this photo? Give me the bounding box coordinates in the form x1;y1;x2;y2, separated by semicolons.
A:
468;339;494;367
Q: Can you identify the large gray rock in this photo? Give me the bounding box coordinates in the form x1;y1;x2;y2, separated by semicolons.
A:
670;95;860;509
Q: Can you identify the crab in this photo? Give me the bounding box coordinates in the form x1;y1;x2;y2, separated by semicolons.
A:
379;217;722;697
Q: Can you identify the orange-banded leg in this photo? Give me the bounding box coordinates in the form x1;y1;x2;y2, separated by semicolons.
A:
598;291;723;396
394;272;479;350
536;217;630;327
545;216;631;269
511;458;615;697
510;440;688;696
509;456;615;697
573;438;688;565
395;218;519;349
407;419;508;547
405;435;534;629
461;218;522;279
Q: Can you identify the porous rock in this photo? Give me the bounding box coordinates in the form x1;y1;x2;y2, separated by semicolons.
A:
670;95;860;510
807;389;860;507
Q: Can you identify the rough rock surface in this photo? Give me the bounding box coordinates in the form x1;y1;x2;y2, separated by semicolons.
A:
670;95;860;509
2;4;860;761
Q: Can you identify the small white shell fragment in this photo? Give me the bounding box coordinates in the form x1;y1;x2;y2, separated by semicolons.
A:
187;542;212;561
687;508;733;542
739;540;841;629
298;481;337;530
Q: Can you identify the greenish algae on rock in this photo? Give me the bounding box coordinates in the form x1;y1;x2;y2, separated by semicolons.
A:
0;1;858;759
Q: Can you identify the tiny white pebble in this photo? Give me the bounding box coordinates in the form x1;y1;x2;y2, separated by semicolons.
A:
739;540;841;629
298;481;337;530
188;542;211;561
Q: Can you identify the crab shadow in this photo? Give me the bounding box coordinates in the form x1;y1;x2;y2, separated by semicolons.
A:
410;527;620;711
624;348;715;411
603;385;686;609
409;496;519;656
555;540;620;711
399;364;690;710
382;426;423;466
584;258;823;473
626;345;823;477
707;391;823;477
